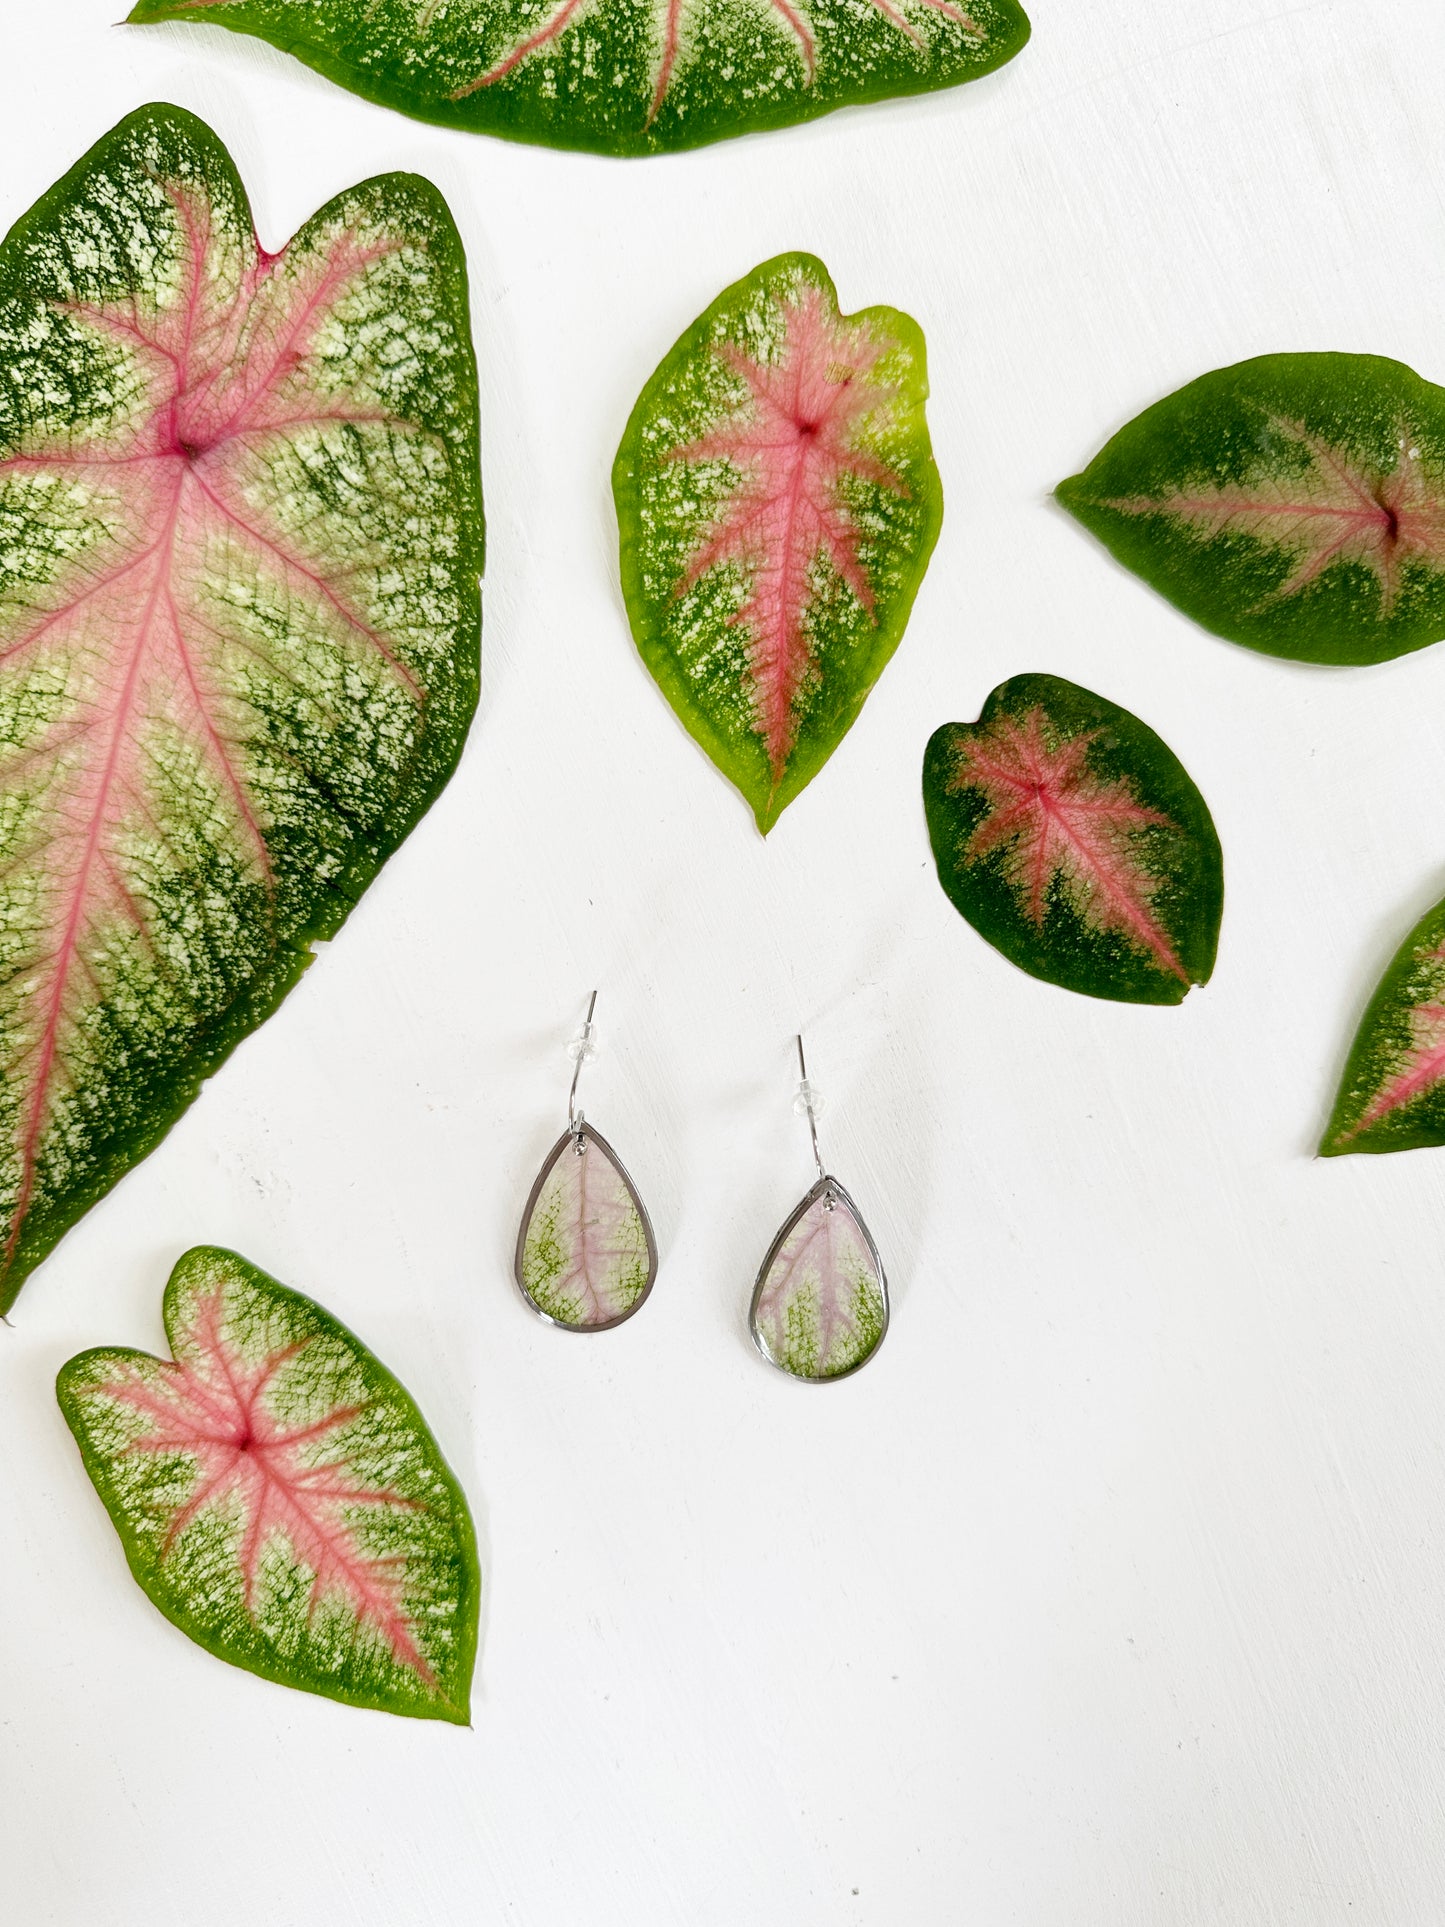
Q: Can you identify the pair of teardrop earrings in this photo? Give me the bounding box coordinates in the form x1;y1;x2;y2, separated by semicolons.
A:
512;995;889;1382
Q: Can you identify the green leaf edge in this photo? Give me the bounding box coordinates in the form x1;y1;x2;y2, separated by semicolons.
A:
125;1;1032;160
921;671;1225;1006
0;103;485;1313
55;1244;481;1724
1320;891;1445;1157
612;250;943;835
1055;351;1445;668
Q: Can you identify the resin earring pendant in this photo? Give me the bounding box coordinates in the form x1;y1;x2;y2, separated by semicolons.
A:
514;993;659;1332
749;1038;889;1383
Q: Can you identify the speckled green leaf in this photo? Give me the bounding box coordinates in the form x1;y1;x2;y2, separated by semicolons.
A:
923;674;1223;1004
129;0;1030;158
614;253;941;833
0;105;482;1311
58;1246;480;1721
1321;894;1445;1156
1058;355;1445;665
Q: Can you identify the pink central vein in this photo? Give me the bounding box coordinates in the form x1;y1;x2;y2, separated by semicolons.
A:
6;469;188;1262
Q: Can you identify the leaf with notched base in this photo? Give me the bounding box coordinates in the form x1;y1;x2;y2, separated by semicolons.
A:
923;674;1223;1004
0;106;482;1311
1058;354;1445;665
57;1247;480;1721
1322;895;1445;1155
615;254;941;834
128;0;1030;159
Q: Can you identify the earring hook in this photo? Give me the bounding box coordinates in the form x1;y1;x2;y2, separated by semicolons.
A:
568;989;598;1134
795;1033;827;1186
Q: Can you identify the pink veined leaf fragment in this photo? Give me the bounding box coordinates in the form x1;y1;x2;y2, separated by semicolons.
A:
453;0;595;93
1337;943;1445;1142
1107;418;1445;611
56;1245;481;1720
457;0;979;116
948;709;1187;982
752;1183;887;1381
667;285;905;785
129;0;1030;157
516;1128;656;1329
1356;1001;1445;1129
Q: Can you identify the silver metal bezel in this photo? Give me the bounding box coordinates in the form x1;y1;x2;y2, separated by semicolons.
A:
748;1174;889;1384
513;1122;660;1334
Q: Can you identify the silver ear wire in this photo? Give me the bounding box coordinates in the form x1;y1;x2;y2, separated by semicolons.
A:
566;988;598;1140
750;1034;888;1381
513;991;658;1333
794;1033;829;1197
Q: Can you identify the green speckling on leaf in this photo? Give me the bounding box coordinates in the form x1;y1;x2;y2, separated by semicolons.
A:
129;0;1030;157
58;1246;481;1721
0;106;482;1310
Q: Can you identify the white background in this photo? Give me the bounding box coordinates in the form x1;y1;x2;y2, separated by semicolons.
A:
3;2;1445;1921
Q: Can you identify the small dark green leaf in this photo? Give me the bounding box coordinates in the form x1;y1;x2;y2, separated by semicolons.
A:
923;674;1223;1004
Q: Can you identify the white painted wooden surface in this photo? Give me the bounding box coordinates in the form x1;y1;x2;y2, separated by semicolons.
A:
4;3;1445;1920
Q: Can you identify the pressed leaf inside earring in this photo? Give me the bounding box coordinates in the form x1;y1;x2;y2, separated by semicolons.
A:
515;1127;658;1331
751;1178;888;1382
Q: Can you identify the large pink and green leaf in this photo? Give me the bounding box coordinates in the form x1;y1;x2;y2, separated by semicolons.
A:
1321;895;1445;1155
0;105;482;1311
923;674;1223;1004
1057;355;1445;665
614;254;941;833
128;0;1030;158
57;1246;480;1721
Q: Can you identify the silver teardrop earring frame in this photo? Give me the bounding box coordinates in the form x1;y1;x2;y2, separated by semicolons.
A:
748;1037;890;1383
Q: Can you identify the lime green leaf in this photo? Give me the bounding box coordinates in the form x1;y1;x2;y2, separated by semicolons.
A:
614;254;942;833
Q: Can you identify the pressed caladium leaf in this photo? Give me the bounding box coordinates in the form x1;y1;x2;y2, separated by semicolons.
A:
57;1246;480;1721
128;0;1030;159
1058;355;1445;665
1320;895;1445;1155
750;1177;887;1382
0;105;482;1312
614;254;941;834
923;674;1223;1004
514;1124;658;1330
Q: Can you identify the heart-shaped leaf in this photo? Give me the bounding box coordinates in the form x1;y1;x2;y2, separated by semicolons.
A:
0;105;482;1312
1321;894;1445;1155
1057;354;1445;665
57;1246;480;1721
923;674;1223;1004
614;254;942;833
128;0;1030;158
